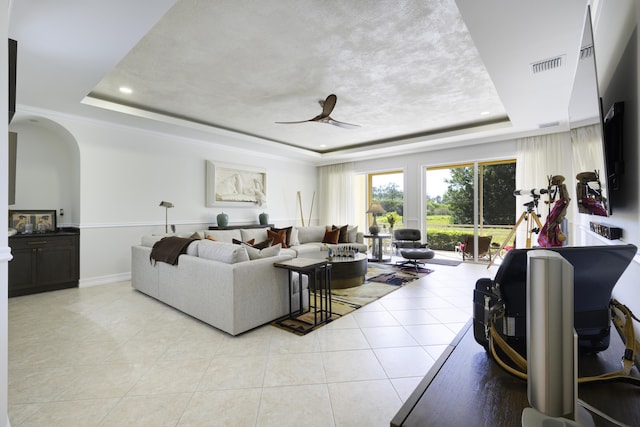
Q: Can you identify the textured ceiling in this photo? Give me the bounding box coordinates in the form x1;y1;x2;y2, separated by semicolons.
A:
9;0;592;162
85;0;508;154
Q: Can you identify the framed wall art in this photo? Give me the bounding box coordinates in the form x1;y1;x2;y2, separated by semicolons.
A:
205;161;267;207
9;209;57;233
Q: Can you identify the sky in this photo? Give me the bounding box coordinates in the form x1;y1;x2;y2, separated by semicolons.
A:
426;169;451;198
371;169;451;198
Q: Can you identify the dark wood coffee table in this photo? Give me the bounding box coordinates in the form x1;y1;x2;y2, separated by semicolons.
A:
327;253;368;289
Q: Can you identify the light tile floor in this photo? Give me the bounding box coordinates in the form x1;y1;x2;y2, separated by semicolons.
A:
8;259;497;427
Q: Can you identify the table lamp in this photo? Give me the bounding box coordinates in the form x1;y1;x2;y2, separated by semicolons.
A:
367;202;386;235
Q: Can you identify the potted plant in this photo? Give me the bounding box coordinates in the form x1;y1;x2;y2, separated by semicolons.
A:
386;212;398;234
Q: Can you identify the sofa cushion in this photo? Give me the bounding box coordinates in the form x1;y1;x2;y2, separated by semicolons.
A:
322;227;340;244
332;224;349;243
243;243;282;260
186;240;200;256
240;227;269;243
296;226;326;244
267;229;288;248
197;240;250;264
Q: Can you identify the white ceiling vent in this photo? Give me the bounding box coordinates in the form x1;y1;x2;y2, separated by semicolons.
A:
580;44;594;60
530;55;565;74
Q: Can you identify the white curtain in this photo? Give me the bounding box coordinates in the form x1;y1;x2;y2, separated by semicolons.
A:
318;162;354;226
515;131;573;246
571;124;605;177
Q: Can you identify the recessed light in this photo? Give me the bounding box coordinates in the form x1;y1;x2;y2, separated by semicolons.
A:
320;144;327;148
119;86;133;94
480;111;491;116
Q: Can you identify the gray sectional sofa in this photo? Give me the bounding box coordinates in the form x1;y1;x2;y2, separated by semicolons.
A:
131;225;365;335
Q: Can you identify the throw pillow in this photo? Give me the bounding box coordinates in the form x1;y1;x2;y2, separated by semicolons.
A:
290;228;300;246
252;238;273;250
190;232;203;239
267;229;288;248
322;227;340;244
270;226;292;246
347;225;358;243
206;235;217;241
332;224;349;243
232;238;255;246
243;243;282;260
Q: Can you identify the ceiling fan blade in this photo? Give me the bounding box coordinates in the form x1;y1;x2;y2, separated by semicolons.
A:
275;120;313;124
327;118;360;129
320;94;337;117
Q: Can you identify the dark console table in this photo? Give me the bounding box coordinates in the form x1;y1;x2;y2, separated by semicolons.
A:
391;320;640;427
8;229;80;297
208;223;273;230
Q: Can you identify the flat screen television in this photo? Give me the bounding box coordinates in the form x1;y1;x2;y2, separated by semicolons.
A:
601;100;624;214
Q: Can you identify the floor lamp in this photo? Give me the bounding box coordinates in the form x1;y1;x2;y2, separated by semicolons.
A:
159;201;174;233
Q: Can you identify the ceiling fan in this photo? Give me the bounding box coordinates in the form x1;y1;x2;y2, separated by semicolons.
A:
276;94;360;129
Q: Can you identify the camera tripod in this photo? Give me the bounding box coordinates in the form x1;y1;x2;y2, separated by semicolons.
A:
487;197;543;268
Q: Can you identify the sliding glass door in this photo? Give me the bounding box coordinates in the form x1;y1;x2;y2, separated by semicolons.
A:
425;160;515;262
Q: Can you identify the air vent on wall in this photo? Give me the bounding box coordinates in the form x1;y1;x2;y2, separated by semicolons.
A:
580;44;594;60
530;55;565;74
539;121;560;129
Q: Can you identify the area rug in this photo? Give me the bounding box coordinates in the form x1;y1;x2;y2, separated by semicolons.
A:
272;264;429;335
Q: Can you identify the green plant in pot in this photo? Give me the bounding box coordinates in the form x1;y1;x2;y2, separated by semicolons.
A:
386;212;399;233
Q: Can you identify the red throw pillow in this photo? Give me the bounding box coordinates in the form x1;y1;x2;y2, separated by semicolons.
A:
322;227;340;244
267;229;288;248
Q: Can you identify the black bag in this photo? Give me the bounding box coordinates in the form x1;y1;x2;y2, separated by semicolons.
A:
473;244;636;358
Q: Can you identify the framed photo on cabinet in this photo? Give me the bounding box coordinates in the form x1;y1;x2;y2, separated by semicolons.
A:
9;209;56;233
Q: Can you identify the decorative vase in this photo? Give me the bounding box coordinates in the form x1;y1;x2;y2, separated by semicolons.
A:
217;212;229;227
259;212;269;225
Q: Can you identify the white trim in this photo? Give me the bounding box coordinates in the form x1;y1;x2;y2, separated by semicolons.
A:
80;273;131;288
78;220;212;229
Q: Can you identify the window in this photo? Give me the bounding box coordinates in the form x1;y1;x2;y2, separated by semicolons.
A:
367;171;403;234
425;160;515;261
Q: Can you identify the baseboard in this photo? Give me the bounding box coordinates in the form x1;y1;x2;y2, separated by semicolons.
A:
79;272;131;288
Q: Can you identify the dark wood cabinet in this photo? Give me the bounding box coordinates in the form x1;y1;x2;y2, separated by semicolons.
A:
8;230;80;297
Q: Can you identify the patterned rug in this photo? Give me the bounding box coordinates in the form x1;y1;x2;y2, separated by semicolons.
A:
272;264;430;335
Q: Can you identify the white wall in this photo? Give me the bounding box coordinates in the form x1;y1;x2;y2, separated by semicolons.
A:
9;119;79;225
9;112;317;285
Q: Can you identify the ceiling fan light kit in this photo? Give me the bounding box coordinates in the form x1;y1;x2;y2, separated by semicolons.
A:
276;94;360;129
